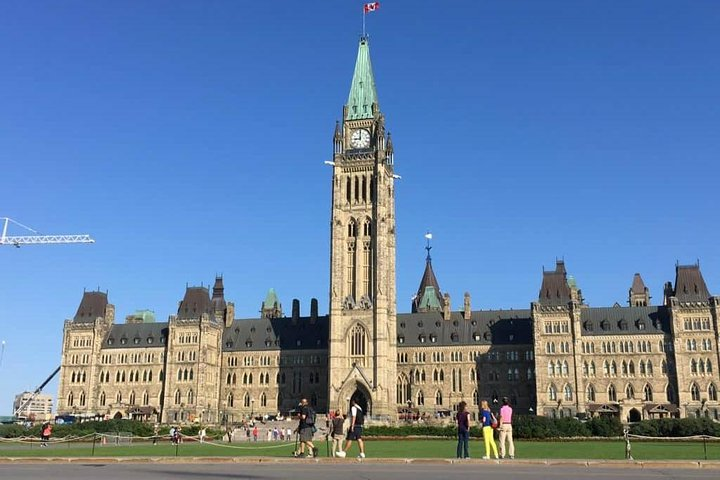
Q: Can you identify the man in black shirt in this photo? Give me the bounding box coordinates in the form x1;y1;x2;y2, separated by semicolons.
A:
343;398;366;459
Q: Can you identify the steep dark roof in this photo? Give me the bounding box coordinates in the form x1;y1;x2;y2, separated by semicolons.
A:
222;315;329;352
177;286;212;319
397;309;532;348
673;265;711;302
103;322;169;349
73;291;108;323
538;260;572;306
580;306;670;336
630;273;647;295
412;258;444;313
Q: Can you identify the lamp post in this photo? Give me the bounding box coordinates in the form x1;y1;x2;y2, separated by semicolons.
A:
251;399;255;419
406;400;412;423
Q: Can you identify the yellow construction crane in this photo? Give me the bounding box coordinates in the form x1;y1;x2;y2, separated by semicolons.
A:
1;217;94;247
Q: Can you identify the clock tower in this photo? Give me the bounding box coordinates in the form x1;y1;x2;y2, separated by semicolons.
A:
327;36;397;419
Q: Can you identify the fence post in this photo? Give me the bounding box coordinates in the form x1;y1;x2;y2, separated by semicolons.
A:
703;435;708;461
92;433;96;456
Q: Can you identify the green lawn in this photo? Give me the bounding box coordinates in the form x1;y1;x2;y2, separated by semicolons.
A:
1;439;719;460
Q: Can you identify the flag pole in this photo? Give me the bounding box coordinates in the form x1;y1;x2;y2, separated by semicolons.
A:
363;8;366;37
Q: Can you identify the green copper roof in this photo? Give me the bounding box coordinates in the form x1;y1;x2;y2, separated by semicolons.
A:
346;37;378;120
263;288;280;309
418;286;443;311
132;310;156;323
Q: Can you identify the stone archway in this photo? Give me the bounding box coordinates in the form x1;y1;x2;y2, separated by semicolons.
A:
628;408;641;422
338;380;373;417
113;411;123;420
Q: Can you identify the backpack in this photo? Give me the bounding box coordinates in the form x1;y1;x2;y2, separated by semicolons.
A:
305;407;316;426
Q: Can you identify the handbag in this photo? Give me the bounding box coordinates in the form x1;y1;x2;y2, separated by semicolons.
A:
490;413;498;429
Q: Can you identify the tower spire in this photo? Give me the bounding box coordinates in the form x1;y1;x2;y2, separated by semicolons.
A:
346;37;379;120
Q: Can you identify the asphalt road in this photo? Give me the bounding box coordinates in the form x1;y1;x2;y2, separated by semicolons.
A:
0;463;717;480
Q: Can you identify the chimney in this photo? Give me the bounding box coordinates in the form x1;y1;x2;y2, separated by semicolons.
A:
292;299;300;325
463;292;471;320
310;298;318;324
443;293;451;321
225;302;235;328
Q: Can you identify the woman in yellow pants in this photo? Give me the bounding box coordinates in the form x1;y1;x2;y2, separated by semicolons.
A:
479;400;499;459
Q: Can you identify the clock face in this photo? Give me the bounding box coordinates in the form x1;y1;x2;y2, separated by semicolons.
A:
350;129;371;148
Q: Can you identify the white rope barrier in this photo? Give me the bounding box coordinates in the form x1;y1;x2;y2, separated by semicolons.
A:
627;433;720;441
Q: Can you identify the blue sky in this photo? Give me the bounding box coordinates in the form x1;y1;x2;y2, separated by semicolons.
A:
1;1;718;413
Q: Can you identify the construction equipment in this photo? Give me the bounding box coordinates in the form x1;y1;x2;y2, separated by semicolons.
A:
1;217;94;247
13;366;61;418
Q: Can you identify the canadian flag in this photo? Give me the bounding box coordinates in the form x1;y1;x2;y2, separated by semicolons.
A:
364;2;380;13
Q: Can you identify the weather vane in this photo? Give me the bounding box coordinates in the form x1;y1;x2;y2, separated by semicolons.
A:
424;231;433;261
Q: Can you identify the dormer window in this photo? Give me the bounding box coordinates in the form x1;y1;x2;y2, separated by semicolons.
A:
451;333;459;342
120;338;128;345
147;337;154;344
133;337;140;344
225;340;233;348
601;320;610;331
618;319;628;331
398;335;405;344
419;334;426;343
473;332;481;342
430;334;437;343
107;338;114;345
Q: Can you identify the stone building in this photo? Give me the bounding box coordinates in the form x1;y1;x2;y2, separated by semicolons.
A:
56;37;720;424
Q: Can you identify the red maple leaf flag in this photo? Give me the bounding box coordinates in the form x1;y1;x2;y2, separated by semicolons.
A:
364;2;380;13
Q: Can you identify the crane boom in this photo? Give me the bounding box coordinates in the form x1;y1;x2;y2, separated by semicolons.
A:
13;366;61;417
1;217;94;246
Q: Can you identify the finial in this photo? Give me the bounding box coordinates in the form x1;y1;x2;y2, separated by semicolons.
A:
424;231;433;262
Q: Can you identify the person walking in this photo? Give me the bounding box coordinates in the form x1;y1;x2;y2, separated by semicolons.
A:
480;400;499;459
40;422;52;447
330;409;346;457
343;398;366;459
498;397;515;459
455;401;471;459
252;425;259;442
199;427;207;444
294;398;318;457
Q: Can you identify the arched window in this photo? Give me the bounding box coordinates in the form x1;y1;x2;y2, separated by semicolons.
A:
562;361;569;376
643;384;653;402
228;392;234;407
691;383;701;401
117;391;122;403
189;369;194;381
709;383;718;402
611;361;617;376
707;359;713;374
666;384;676;403
472;390;479;406
621;360;627;376
244;392;251;408
564;384;573;401
143;391;149;405
187;390;194;404
586;384;596;402
590;361;596;376
548;361;554;376
100;391;106;406
416;390;425;406
608;384;617;402
548;384;557;401
129;391;136;405
261;392;267;407
174;390;181;405
435;390;443;405
647;360;653;376
626;384;635;399
603;361;610;376
691;359;698;374
79;391;86;406
349;324;366;358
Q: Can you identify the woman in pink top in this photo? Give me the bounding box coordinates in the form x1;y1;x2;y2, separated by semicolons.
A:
498;397;514;459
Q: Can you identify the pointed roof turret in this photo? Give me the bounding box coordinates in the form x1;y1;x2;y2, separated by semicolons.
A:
538;260;573;306
412;235;444;313
346;37;378;120
629;273;650;307
261;288;282;319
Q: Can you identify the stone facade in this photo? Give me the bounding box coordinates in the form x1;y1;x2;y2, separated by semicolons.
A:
56;38;720;424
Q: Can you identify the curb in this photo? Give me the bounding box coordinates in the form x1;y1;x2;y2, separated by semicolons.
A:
1;457;720;469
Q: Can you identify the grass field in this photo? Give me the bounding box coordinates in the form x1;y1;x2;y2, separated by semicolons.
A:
1;438;719;460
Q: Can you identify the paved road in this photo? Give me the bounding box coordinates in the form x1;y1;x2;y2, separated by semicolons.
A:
0;462;717;480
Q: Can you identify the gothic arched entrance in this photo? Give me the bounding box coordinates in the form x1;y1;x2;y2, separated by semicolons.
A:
628;408;641;422
341;381;372;417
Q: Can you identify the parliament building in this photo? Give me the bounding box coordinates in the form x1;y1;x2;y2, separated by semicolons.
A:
57;37;720;424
